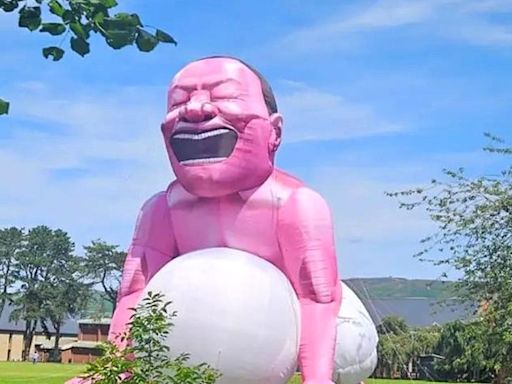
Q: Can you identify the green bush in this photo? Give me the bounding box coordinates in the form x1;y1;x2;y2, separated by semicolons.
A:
83;291;221;384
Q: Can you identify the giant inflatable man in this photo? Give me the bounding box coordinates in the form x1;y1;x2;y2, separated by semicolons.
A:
69;56;363;384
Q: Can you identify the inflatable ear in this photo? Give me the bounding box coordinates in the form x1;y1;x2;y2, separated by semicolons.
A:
269;113;283;154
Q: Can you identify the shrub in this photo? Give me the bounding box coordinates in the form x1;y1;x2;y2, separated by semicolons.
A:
83;291;221;384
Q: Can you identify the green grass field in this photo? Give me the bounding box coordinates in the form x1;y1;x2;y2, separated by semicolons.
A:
0;362;85;384
0;362;446;384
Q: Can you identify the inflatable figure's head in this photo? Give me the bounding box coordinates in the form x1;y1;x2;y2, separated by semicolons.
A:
162;56;283;197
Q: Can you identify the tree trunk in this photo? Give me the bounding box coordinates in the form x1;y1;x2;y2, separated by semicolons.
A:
0;257;12;317
50;322;62;362
22;320;36;361
494;366;510;384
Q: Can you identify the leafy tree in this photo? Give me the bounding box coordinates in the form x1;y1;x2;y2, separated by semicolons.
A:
434;319;493;382
0;0;176;115
375;316;441;379
83;291;221;384
9;225;90;360
376;316;410;378
377;315;409;336
83;239;125;313
388;133;512;383
0;227;24;316
39;233;91;361
10;225;53;360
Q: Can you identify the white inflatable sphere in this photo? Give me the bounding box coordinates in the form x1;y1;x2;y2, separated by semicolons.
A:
143;248;300;384
335;282;379;384
142;247;378;384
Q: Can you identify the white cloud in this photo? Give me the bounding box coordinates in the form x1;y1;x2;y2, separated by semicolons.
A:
274;0;441;53
274;0;512;54
303;163;456;278
445;21;512;46
0;82;172;250
277;82;404;142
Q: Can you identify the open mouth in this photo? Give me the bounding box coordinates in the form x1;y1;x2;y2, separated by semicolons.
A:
170;127;238;165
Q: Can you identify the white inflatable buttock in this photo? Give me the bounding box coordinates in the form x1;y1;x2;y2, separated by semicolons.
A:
143;248;300;384
142;248;378;384
335;283;378;384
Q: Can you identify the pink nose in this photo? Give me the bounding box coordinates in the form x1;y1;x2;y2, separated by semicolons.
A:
179;93;219;123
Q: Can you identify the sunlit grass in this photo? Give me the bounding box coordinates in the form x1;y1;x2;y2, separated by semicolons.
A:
0;362;452;384
0;362;85;384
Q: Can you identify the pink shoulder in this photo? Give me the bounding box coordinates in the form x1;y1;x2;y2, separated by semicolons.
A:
271;168;329;209
132;191;172;252
272;168;304;190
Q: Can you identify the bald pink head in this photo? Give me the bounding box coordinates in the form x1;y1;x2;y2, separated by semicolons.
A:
161;57;283;197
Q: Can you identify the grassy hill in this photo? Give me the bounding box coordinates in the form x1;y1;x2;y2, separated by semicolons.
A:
345;277;457;299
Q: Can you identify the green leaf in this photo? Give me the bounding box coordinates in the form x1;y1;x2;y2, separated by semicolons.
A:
99;0;117;8
0;0;19;12
62;10;75;24
155;29;177;45
48;0;64;17
70;21;88;39
92;9;106;23
40;22;66;36
135;29;158;52
104;30;136;49
42;46;65;61
0;98;10;115
18;6;42;31
117;12;141;27
90;3;108;24
70;37;90;56
103;13;141;29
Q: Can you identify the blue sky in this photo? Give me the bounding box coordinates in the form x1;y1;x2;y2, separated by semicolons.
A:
1;0;511;279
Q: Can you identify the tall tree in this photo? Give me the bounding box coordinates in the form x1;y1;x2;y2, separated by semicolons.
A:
40;229;90;361
0;227;23;316
388;133;512;383
83;239;125;313
10;225;53;360
434;319;492;382
10;226;90;360
0;0;176;115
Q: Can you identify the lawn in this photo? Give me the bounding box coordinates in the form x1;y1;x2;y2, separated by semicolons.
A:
0;362;85;384
0;363;447;384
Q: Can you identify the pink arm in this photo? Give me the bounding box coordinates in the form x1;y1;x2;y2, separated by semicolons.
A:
109;191;177;341
65;192;176;383
278;187;341;384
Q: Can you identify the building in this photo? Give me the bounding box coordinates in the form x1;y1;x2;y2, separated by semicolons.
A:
0;304;111;363
37;318;111;364
0;304;77;361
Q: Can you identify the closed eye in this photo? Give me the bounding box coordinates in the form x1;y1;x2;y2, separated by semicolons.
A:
170;101;186;110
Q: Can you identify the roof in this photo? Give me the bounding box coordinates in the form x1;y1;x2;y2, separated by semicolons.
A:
78;318;112;325
0;304;78;334
37;339;101;350
62;341;102;350
36;338;77;350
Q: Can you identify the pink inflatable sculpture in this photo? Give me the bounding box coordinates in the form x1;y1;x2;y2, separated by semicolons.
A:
68;56;341;384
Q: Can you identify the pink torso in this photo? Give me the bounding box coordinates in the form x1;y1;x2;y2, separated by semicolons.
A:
168;168;303;275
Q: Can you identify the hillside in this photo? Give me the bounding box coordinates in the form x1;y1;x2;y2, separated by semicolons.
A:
345;277;457;299
87;277;459;317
